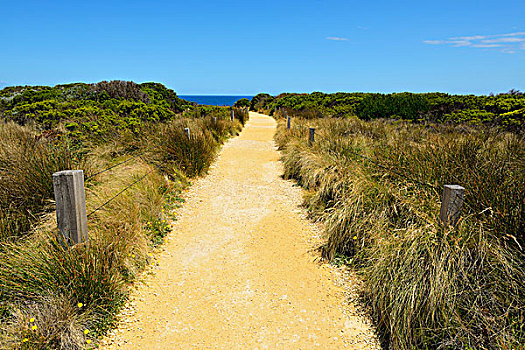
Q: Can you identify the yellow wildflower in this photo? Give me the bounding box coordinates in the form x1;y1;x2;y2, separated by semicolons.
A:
31;325;37;331
353;236;358;240
22;338;28;342
84;329;89;335
29;318;35;323
86;339;92;344
78;303;83;308
132;254;135;258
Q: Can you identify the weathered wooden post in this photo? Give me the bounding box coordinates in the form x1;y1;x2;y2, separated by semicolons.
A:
231;110;234;122
184;127;190;139
213;117;217;125
439;185;465;226
286;112;291;130
52;170;88;246
309;127;315;145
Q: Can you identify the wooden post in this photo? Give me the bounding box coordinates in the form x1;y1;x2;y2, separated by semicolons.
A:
52;170;88;246
286;113;291;130
184;127;190;139
439;185;465;226
213;117;217;125
309;127;315;144
231;110;234;122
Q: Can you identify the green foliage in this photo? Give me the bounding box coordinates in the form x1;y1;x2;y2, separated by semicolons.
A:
250;93;274;112
252;90;525;130
0;81;191;142
233;98;250;107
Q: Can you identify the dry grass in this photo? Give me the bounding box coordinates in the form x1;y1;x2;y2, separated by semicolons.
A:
0;122;80;241
276;116;525;349
0;110;247;349
0;159;176;349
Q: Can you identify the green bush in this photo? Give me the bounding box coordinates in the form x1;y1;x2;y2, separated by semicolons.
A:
252;90;525;130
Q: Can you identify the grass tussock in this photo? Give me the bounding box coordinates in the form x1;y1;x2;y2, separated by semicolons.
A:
276;116;525;349
0;122;79;241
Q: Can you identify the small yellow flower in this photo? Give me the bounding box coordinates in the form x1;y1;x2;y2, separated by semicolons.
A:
29;318;35;323
78;303;83;308
22;338;28;342
86;339;92;344
353;236;358;240
132;254;135;258
31;325;37;331
84;329;89;335
148;253;152;257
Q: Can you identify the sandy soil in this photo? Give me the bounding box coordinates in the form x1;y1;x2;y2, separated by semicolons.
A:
100;113;380;349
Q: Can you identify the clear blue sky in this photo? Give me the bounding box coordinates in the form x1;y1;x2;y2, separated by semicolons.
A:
1;0;524;95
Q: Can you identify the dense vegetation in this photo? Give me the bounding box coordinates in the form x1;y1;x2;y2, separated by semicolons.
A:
0;81;191;140
275;115;524;349
251;90;525;131
0;81;248;349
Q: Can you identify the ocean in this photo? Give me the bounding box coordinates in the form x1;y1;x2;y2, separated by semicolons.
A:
179;95;253;106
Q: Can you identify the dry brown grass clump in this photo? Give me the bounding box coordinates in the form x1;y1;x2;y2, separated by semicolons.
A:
0;122;77;240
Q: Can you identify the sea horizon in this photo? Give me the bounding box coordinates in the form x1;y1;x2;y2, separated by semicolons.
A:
179;95;253;106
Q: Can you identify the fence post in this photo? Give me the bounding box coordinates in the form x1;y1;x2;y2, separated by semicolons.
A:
231;110;234;122
309;127;315;144
439;185;465;226
52;170;88;246
213;117;217;125
286;113;291;130
184;127;190;139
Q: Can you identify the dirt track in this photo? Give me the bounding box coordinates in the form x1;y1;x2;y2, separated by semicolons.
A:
101;112;379;349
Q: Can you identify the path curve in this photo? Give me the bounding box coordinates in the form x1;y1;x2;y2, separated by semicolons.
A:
101;113;379;349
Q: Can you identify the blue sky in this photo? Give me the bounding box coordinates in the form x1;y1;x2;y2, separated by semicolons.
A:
1;0;524;95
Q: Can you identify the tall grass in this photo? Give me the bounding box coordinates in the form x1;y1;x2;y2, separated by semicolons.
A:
0;163;173;349
0;122;78;241
145;113;243;177
0;110;248;349
276;116;525;349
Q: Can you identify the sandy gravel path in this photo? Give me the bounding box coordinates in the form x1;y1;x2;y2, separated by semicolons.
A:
101;113;379;349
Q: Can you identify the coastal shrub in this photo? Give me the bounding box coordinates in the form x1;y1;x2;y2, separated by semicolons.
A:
253;91;525;130
233;98;250;107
